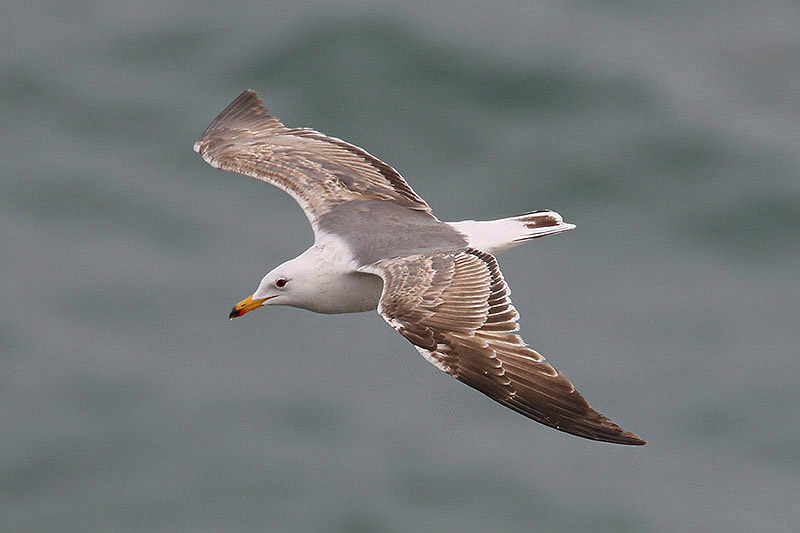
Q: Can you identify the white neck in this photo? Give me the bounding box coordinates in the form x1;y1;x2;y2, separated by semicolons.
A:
285;235;384;314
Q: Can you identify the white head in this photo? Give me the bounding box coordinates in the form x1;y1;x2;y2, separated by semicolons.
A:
228;255;317;319
227;239;382;318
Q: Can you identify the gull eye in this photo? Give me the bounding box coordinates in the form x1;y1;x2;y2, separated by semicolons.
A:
275;278;288;288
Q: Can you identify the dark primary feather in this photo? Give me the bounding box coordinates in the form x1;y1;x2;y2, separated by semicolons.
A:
193;90;432;229
362;249;646;445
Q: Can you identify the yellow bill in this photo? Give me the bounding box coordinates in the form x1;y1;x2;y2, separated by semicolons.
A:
229;294;273;319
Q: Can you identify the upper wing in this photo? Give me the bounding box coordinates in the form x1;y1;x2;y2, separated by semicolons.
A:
360;248;645;445
194;90;432;229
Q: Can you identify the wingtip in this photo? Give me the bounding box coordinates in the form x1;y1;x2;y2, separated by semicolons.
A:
231;88;265;113
598;420;647;446
591;413;647;446
615;432;647;446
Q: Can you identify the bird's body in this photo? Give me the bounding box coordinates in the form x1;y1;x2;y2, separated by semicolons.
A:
194;90;645;445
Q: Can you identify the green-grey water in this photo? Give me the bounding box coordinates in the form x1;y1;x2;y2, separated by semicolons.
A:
3;2;799;532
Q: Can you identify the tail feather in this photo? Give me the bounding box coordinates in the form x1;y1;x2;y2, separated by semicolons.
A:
449;210;575;255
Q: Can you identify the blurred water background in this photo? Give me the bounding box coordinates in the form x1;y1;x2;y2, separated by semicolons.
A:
2;1;799;531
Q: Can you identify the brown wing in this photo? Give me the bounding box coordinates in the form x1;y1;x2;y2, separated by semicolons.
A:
194;90;432;229
360;249;645;445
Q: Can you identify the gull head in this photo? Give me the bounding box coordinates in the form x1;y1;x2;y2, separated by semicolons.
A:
228;240;381;318
228;257;310;319
229;248;327;319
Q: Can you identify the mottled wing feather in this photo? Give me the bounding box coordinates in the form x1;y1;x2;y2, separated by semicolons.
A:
361;249;645;445
193;90;432;228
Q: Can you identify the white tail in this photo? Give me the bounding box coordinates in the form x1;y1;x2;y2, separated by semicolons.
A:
448;210;576;255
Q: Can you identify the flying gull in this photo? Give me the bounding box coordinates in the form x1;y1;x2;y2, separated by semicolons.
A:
194;90;645;445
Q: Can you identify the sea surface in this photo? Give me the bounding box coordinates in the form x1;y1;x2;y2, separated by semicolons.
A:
2;1;799;532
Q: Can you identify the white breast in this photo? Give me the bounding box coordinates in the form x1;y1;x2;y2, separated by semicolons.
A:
297;233;384;314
